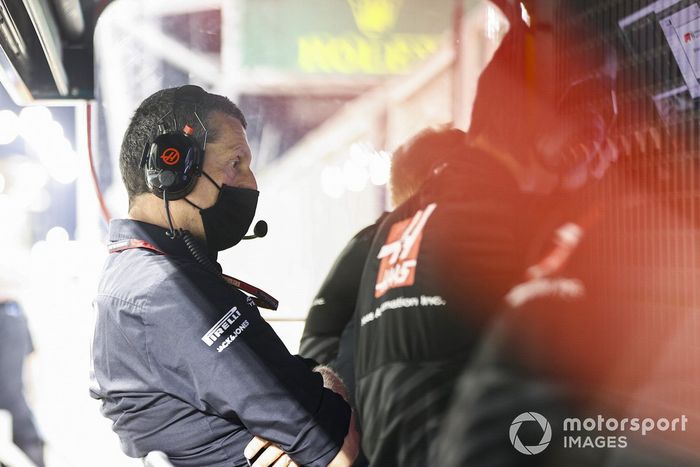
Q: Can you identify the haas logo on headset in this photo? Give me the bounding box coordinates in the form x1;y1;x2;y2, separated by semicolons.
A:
160;147;181;166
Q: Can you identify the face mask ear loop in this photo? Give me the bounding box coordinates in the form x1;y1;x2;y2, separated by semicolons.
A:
183;172;219;211
202;171;222;190
183;198;203;211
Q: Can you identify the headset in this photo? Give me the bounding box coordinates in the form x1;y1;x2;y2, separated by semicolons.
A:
140;85;208;201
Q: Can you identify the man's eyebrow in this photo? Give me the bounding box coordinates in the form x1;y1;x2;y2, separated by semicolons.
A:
232;144;252;156
217;145;249;162
228;144;247;153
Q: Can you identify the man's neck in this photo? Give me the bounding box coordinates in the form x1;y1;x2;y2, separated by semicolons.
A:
127;198;168;228
128;195;206;241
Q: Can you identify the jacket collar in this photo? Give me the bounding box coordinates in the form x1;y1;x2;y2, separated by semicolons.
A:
108;219;217;263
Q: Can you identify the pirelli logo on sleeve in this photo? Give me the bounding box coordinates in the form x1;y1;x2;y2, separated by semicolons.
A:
202;307;242;346
375;203;437;298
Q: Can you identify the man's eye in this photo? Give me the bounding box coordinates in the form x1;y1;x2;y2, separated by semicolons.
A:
232;160;239;168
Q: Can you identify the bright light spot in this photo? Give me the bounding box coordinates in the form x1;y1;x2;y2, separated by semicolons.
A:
0;110;19;145
30;236;84;279
486;5;501;40
349;142;373;167
19;110;76;184
0;193;11;211
45;119;64;140
28;189;51;213
343;159;368;192
37;138;79;184
18;106;52;140
320;166;345;198
46;226;69;243
369;150;391;186
0;249;28;296
24;122;66;156
520;2;531;27
34;135;72;165
19;105;51;122
347;141;388;188
49;157;79;184
30;240;50;268
0;194;24;230
0;173;5;193
12;161;49;197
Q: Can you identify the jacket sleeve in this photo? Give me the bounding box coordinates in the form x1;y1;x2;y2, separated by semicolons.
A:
146;263;351;467
300;222;378;364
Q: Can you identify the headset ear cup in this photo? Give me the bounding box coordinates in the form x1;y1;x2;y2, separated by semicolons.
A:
141;143;151;168
144;131;203;199
145;147;162;192
143;141;162;193
143;87;206;199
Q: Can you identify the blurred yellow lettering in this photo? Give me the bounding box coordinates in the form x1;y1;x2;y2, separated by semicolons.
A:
298;33;440;74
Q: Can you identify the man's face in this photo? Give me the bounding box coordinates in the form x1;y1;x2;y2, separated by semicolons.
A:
188;110;257;209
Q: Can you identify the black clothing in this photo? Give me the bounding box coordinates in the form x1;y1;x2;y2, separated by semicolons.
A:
300;219;383;401
0;300;44;467
353;153;541;467
91;219;350;467
436;192;700;466
300;220;385;467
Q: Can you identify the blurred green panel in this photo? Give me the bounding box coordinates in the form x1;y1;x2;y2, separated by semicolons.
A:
242;0;453;75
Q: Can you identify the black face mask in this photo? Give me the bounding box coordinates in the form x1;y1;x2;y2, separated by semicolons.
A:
186;173;259;252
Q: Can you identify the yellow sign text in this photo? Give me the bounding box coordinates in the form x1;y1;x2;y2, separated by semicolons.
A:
298;33;441;74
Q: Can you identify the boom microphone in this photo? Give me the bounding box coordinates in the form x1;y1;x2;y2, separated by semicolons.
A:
243;220;268;240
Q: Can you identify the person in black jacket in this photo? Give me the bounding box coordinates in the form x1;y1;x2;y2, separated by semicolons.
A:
299;128;466;400
352;1;621;465
353;133;538;467
299;129;467;467
299;220;381;400
435;1;700;465
435;182;700;467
